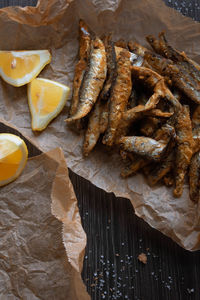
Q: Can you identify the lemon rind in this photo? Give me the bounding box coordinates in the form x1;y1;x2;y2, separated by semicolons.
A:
28;78;70;131
0;133;28;187
0;50;51;87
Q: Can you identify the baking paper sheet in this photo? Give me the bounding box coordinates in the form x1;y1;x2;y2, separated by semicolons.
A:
0;0;200;250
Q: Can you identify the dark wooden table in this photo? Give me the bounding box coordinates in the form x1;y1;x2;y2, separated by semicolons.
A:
1;1;200;300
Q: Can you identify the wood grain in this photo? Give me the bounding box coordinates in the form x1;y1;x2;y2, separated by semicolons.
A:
0;1;200;300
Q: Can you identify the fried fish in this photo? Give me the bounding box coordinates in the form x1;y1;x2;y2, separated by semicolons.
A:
146;33;200;104
100;35;117;101
66;37;107;122
174;105;195;197
189;151;200;203
118;124;174;162
103;50;132;146
69;20;91;117
83;98;102;156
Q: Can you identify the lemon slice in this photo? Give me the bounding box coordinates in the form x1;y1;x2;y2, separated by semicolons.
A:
0;50;51;87
28;78;70;131
0;133;28;187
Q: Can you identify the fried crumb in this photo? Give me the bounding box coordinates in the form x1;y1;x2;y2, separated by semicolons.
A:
138;253;147;264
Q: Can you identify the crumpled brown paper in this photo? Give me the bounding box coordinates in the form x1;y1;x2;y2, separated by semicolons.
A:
0;127;90;299
0;0;200;251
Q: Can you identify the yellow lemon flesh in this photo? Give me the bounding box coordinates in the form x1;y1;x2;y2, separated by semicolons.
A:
0;50;51;87
0;133;28;187
28;78;70;131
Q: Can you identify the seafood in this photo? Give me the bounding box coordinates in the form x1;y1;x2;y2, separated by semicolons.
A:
100;35;117;101
69;20;91;117
83;98;102;156
79;19;91;60
66;38;107;122
103;50;132;146
68;22;200;201
140;117;161;137
99;101;109;134
115;39;128;49
174;105;195;197
163;172;174;187
121;156;148;178
146;33;200;104
70;60;87;117
118;136;168;161
189;151;200;203
131;66;181;112
118;124;174;161
147;151;174;186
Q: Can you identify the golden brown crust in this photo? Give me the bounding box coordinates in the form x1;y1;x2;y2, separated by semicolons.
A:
147;152;174;186
189;151;200;203
121;156;148;178
174;105;195;197
100;35;117;101
79;19;91;60
103;50;132;146
83;99;102;156
70;59;87;116
66;38;107;122
146;33;200;104
69;20;91;118
118;130;172;162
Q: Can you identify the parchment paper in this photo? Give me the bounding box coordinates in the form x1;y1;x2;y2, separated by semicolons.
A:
0;131;90;299
0;0;200;251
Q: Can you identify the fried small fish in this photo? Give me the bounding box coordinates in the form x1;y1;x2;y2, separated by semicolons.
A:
115;39;128;49
115;46;143;67
103;50;132;146
146;33;200;104
83;98;102;156
192;105;200;139
163;172;174;187
128;41;172;83
100;35;117;101
140;117;161;137
131;66;181;112
99;100;109;134
121;156;148;178
189;151;200;203
69;20;91;117
118;124;174;162
127;86;137;109
66;38;107;122
147;151;174;186
70;60;87;117
118;136;168;161
174;105;195;197
79;19;91;59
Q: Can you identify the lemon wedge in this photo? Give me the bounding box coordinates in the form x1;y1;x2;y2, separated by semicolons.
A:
0;50;51;87
28;78;70;131
0;133;28;187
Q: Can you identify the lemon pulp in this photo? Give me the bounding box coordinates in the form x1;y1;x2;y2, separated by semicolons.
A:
0;52;40;80
30;79;63;115
0;134;28;186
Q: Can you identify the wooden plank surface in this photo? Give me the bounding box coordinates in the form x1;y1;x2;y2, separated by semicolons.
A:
0;1;200;300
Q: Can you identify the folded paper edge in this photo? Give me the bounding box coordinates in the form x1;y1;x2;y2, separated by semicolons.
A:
0;120;90;299
0;0;72;26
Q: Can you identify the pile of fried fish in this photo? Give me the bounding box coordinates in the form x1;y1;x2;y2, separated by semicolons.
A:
66;20;200;202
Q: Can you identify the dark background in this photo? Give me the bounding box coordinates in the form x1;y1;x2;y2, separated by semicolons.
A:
0;1;200;300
